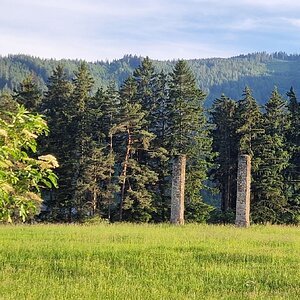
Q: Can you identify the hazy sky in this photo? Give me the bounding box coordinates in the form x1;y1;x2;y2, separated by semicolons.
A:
1;0;300;61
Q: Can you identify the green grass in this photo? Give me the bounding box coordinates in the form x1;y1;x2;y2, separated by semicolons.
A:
0;224;299;300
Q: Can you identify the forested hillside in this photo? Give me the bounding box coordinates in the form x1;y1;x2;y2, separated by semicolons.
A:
2;52;300;106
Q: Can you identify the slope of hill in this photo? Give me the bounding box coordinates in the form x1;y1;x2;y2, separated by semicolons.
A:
1;52;300;106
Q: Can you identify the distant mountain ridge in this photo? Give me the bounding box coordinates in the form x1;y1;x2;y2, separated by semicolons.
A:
1;52;300;106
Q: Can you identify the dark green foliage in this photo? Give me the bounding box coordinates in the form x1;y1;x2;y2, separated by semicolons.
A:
251;88;290;223
133;59;171;221
185;201;215;223
41;65;74;220
285;88;300;223
235;87;263;156
13;74;42;111
168;60;214;216
210;95;238;211
113;77;158;221
0;92;17;120
68;63;95;218
2;52;300;224
4;52;300;108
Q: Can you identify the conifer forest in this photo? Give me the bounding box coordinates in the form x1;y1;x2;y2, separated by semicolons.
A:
0;55;299;224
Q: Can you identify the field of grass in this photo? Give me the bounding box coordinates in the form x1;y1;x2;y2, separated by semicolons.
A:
0;224;299;300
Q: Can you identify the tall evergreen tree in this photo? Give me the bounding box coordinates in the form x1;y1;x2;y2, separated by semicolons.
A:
133;56;156;114
285;87;300;222
69;62;94;218
41;65;74;220
210;94;238;211
81;85;119;219
252;88;290;223
13;74;42;112
235;87;263;156
112;77;157;222
148;71;171;221
133;58;171;221
168;60;213;220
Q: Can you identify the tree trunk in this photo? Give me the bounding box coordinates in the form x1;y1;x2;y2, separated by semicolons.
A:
119;129;132;221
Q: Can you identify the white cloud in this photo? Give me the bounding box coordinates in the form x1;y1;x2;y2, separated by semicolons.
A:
283;18;300;28
1;0;300;60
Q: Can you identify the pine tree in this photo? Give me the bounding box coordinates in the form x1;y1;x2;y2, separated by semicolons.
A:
81;85;119;220
0;92;17;120
13;74;42;112
69;62;94;219
133;58;171;221
148;71;171;221
210;94;238;211
235;87;263;156
41;65;74;220
285;87;300;222
112;77;157;222
133;56;156;113
251;88;290;223
168;60;213;220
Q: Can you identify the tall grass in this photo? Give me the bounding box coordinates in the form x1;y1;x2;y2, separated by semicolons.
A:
0;224;299;299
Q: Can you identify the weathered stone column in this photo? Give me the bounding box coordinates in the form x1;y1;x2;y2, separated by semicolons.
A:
170;155;186;225
235;154;251;227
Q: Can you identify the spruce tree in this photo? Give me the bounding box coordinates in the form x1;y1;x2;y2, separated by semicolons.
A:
13;74;42;112
210;94;238;211
148;71;171;221
69;62;94;219
81;85;119;219
285;87;300;222
168;60;213;220
112;77;157;222
252;88;290;223
41;65;74;220
133;58;171;221
235;87;263;156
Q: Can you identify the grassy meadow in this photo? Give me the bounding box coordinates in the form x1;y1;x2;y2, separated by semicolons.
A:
0;224;299;300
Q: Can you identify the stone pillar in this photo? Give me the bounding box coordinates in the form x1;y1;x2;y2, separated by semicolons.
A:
235;154;251;227
170;155;186;225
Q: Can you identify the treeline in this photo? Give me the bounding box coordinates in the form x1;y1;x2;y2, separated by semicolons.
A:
211;87;300;224
1;57;300;224
3;52;300;107
3;58;213;223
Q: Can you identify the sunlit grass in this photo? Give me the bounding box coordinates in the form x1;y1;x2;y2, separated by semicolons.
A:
0;224;299;299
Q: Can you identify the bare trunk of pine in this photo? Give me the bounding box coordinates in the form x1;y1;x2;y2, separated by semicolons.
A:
91;182;97;215
119;129;132;221
108;132;113;221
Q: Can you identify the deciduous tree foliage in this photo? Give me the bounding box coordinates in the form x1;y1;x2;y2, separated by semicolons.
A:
0;105;58;223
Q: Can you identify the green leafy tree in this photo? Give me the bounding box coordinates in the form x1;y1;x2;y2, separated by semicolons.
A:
0;105;58;223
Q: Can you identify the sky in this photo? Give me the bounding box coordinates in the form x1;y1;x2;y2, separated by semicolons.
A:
1;0;300;61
